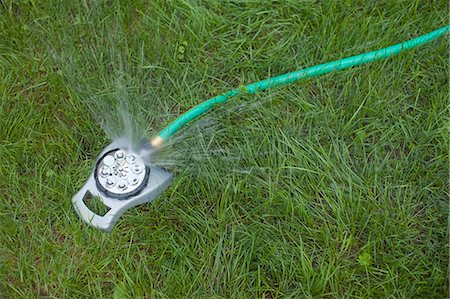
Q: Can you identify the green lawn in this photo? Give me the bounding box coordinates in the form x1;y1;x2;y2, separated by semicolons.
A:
0;1;448;298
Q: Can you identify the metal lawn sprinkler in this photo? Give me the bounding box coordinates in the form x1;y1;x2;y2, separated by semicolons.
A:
72;137;171;232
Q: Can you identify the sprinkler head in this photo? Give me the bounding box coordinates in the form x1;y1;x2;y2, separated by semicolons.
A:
72;138;172;232
95;149;149;199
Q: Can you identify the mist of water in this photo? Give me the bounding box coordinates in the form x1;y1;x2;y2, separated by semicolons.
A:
51;15;273;176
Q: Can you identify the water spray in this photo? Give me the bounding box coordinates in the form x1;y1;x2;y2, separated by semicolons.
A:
73;26;449;232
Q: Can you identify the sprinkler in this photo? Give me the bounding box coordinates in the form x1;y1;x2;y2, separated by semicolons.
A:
72;138;172;232
73;26;449;232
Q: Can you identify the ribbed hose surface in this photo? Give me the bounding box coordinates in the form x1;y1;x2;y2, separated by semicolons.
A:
157;26;449;141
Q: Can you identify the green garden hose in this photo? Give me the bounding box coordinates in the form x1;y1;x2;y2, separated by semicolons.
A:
151;25;449;147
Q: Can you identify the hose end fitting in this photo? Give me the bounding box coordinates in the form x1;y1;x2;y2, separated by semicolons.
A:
150;136;163;148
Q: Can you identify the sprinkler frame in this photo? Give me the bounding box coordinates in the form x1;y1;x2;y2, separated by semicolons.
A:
72;138;172;232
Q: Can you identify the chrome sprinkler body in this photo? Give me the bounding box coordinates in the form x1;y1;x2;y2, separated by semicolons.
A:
72;138;172;232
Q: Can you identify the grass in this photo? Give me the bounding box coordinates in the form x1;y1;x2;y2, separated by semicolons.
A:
0;0;448;297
